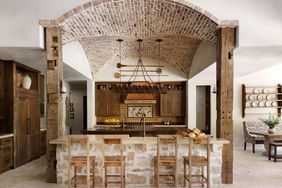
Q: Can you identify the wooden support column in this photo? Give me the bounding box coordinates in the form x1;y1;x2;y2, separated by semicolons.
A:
45;26;63;183
216;27;236;184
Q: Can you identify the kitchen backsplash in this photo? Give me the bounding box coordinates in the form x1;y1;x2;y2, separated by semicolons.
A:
96;103;185;124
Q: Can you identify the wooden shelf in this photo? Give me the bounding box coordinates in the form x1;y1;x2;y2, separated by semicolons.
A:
242;84;282;117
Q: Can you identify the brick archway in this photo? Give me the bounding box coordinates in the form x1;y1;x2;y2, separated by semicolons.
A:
55;0;221;76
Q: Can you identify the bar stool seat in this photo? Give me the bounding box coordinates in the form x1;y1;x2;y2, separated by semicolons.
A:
104;156;126;166
70;156;96;164
183;156;208;166
154;156;176;166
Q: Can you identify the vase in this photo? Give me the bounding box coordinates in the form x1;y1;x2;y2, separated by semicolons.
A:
268;128;275;134
16;73;23;87
22;74;32;89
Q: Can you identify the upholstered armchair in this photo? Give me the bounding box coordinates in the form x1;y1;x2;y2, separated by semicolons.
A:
243;121;266;153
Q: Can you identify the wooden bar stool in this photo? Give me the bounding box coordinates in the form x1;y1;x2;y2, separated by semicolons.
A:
68;135;95;188
154;136;178;188
269;141;282;162
183;137;210;188
102;138;125;188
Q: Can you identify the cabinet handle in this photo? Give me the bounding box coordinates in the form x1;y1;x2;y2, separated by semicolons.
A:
27;118;32;135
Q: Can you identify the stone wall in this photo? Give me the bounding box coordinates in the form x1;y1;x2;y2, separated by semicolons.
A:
56;139;224;186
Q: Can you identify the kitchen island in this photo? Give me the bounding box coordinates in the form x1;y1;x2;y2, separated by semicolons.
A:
83;125;187;136
50;135;228;186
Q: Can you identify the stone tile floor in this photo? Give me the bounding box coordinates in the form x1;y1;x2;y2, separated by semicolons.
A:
0;148;281;188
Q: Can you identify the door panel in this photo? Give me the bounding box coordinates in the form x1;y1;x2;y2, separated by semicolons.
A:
95;91;108;115
15;98;28;166
107;91;120;115
28;99;40;159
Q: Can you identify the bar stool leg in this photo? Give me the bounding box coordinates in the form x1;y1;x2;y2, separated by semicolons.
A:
201;166;204;187
174;165;177;188
92;162;95;188
74;166;77;188
269;144;272;160
105;166;108;188
274;146;277;162
184;160;187;187
120;165;123;188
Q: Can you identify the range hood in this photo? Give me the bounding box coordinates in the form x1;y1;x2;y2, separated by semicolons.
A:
124;93;157;104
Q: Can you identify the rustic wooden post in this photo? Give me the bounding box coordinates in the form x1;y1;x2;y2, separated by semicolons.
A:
216;27;236;184
44;25;63;183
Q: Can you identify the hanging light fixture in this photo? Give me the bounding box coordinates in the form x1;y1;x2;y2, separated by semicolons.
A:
113;39;169;94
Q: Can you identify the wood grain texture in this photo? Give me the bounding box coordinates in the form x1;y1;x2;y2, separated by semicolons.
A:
216;27;236;184
45;26;63;183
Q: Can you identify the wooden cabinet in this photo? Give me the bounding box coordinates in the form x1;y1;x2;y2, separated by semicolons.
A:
0;136;13;173
0;60;40;168
95;83;120;116
0;61;5;119
15;97;40;166
40;130;46;156
160;83;186;116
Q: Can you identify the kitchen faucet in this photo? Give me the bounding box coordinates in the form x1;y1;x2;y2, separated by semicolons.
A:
139;113;146;137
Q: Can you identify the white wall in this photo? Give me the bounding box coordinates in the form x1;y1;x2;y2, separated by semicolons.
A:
189;62;282;147
87;79;95;128
196;86;207;131
234;64;282;147
188;64;217;137
63;41;93;79
189;41;216;79
70;83;87;134
0;0;89;47
95;57;187;82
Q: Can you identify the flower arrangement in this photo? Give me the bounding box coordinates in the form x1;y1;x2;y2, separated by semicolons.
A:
260;114;280;129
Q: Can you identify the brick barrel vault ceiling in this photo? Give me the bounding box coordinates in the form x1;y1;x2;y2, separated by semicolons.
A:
58;0;219;77
80;35;201;75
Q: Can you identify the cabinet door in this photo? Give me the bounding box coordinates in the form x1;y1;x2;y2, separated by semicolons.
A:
0;96;5;119
160;90;185;116
15;98;28;166
107;91;120;115
28;99;40;159
0;61;4;96
95;91;108;116
0;62;4;119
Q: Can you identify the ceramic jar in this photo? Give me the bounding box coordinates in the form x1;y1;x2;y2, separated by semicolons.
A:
16;73;23;87
22;74;32;89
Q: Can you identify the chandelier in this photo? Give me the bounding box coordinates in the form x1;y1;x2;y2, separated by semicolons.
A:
113;39;169;94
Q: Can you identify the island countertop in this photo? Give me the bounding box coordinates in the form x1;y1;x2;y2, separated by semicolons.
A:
50;135;229;145
82;125;188;136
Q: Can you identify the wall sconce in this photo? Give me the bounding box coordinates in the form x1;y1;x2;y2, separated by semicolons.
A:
212;86;217;94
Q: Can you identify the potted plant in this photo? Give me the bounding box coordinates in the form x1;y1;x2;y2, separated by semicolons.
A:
260;114;280;134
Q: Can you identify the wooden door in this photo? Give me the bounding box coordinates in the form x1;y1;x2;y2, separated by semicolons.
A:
160;90;185;116
95;91;108;115
28;99;40;159
172;90;185;116
0;61;4;96
15;97;28;166
0;61;4;119
107;91;120;115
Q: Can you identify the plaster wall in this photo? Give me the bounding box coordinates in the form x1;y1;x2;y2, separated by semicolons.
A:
63;41;92;79
69;83;87;134
189;62;282;147
95;57;187;82
188;63;217;137
196;86;207;131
